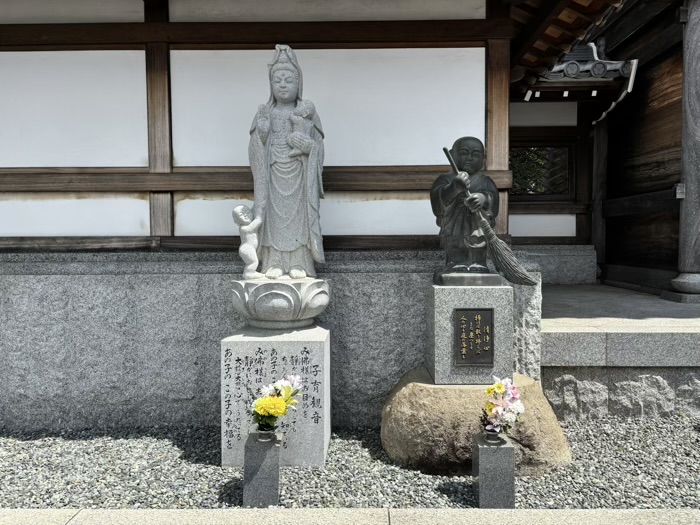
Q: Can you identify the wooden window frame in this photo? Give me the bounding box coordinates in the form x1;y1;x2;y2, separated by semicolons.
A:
0;4;514;250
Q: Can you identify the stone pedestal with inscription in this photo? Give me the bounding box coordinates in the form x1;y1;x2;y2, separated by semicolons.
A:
221;324;331;468
427;277;514;385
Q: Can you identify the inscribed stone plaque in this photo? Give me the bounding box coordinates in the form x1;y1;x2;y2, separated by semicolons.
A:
221;325;331;467
454;308;494;367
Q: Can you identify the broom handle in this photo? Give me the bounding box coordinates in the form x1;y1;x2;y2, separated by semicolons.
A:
442;147;472;198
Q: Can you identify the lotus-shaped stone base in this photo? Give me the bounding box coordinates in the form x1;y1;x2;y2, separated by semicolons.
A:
232;278;330;329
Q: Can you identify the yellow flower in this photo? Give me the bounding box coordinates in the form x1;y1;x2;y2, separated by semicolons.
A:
494;383;506;395
254;396;287;417
485;385;496;396
486;402;498;415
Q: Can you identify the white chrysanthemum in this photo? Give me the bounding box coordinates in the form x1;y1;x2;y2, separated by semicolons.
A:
503;411;517;425
284;374;303;390
511;400;525;414
273;379;292;391
260;384;276;397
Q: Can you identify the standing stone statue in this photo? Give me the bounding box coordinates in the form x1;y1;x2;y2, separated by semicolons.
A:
248;44;325;280
232;45;329;329
431;137;499;274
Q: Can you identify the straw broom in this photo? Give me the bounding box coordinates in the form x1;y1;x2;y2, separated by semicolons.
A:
443;147;537;286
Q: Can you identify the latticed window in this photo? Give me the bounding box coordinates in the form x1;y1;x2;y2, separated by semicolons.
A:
509;146;572;197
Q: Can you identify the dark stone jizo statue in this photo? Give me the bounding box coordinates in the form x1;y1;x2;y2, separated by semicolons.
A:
431;137;499;274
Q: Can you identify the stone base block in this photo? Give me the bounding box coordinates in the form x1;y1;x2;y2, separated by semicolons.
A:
381;368;571;475
660;290;700;304
222;325;331;467
427;284;514;384
243;433;280;508
472;434;515;508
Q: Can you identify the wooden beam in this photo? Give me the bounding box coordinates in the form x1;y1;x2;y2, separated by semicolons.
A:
605;0;675;53
0;237;158;252
509;202;589;214
0;20;514;48
511;0;571;66
612;7;683;65
0;167;512;192
603;188;681;217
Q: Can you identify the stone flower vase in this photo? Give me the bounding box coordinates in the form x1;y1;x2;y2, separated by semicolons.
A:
484;429;505;444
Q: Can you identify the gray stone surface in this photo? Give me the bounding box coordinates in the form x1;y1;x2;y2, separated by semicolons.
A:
249;45;325;280
389;510;700;525
512;273;542;379
231;278;330;329
221;325;330;467
472;433;515;509
428;284;513;384
382;369;571;475
243;433;281;508
0;510;80;525
542;331;607;367
515;245;596;285
542;367;700;419
542;284;700;368
609;375;675;418
544;373;609;420
661;289;700;303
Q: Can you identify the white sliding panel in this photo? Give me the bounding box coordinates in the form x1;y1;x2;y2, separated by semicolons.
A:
171;48;485;167
0;193;150;236
170;0;486;22
0;51;148;167
174;192;439;236
0;0;144;24
509;214;577;237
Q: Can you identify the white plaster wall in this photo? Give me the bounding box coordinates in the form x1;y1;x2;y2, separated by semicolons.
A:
170;48;485;167
508;214;576;237
174;192;439;236
0;0;144;23
170;0;485;22
0;194;150;236
510;102;578;127
0;51;149;168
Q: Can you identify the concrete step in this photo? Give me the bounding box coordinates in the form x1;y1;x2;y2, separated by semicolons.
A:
541;285;700;367
1;509;698;525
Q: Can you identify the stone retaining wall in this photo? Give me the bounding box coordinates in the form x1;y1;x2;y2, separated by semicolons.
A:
0;251;545;431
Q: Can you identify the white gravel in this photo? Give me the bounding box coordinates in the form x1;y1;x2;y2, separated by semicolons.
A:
0;416;697;509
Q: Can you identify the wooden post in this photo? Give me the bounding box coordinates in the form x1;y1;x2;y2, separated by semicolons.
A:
671;0;700;295
591;119;608;275
145;0;173;236
486;39;511;236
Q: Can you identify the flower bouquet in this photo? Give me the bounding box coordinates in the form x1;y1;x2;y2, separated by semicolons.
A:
480;377;524;441
251;375;302;440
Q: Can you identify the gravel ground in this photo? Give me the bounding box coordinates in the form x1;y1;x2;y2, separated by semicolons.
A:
0;416;697;509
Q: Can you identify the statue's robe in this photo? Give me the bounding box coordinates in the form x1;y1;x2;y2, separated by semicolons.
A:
430;171;499;262
249;101;325;276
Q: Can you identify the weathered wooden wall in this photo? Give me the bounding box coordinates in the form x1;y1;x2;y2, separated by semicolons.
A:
604;45;682;284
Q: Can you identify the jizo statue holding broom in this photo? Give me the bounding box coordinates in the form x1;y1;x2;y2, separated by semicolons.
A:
430;137;536;286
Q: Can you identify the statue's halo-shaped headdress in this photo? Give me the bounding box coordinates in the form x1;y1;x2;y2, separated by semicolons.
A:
267;44;303;104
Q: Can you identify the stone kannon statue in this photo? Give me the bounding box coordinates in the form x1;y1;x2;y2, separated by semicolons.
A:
248;44;325;280
431;136;499;274
231;45;330;329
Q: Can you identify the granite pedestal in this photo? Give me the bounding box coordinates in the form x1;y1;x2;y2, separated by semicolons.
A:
221;324;331;467
427;279;514;384
242;433;280;508
472;433;515;508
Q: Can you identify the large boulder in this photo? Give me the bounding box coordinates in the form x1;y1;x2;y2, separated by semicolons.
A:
381;368;571;475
